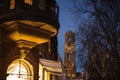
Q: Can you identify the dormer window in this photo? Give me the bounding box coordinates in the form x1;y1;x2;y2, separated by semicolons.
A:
10;0;15;9
24;0;32;5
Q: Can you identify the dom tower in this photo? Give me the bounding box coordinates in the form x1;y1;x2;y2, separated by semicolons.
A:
64;30;76;79
0;0;61;80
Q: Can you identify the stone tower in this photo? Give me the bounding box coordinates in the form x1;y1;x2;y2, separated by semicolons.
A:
64;30;76;79
0;0;60;80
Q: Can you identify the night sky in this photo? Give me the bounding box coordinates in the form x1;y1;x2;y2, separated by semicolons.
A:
56;0;76;60
56;0;81;71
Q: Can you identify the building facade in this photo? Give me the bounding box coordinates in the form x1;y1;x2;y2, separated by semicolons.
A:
0;0;62;80
64;30;76;80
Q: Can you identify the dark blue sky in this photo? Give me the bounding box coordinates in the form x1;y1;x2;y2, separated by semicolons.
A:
56;0;86;72
56;0;76;60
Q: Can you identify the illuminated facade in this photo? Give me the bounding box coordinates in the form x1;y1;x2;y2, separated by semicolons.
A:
64;30;76;79
0;0;62;80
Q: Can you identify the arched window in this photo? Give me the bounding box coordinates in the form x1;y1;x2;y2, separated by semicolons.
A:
10;0;15;9
7;59;34;80
24;0;32;5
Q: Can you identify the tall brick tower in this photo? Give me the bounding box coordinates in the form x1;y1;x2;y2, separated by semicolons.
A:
0;0;60;80
64;30;76;79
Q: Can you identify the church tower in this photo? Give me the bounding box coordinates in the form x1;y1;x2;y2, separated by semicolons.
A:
64;30;76;79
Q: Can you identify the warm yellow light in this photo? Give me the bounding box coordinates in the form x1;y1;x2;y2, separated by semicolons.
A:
39;64;43;80
24;0;32;5
47;72;50;80
18;20;57;36
7;59;34;80
9;31;49;44
44;70;47;80
3;20;57;44
7;63;27;80
10;0;15;9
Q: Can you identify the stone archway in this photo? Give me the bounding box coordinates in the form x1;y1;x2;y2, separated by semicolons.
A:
7;59;34;80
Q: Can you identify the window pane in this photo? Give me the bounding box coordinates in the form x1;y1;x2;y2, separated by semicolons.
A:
7;63;28;80
10;0;15;9
24;0;32;5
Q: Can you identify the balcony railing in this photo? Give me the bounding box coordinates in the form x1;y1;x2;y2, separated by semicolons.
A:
0;0;59;19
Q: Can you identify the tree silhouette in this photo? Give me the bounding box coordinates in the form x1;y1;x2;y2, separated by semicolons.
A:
72;0;120;79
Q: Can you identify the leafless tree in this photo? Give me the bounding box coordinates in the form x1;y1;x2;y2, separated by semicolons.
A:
72;0;120;79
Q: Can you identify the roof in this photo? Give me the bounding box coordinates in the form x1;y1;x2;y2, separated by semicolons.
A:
39;58;62;74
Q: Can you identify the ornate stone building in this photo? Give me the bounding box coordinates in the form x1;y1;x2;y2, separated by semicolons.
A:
0;0;62;80
64;30;76;79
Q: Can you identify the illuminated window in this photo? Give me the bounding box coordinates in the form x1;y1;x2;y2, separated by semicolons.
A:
24;0;32;5
7;59;33;80
10;0;15;9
